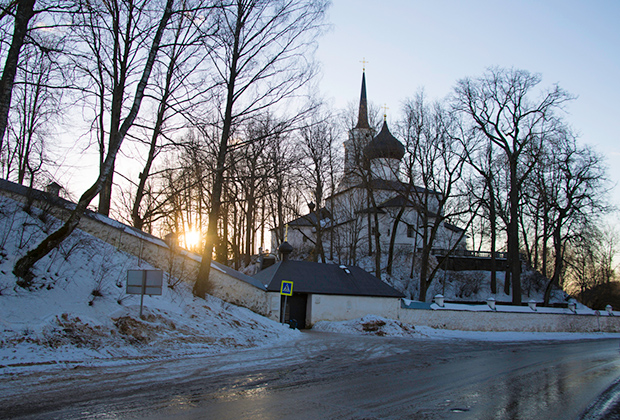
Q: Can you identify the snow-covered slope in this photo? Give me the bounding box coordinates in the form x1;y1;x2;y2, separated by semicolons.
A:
0;196;297;371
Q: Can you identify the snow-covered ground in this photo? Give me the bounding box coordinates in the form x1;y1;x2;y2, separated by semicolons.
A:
1;194;617;376
0;195;298;371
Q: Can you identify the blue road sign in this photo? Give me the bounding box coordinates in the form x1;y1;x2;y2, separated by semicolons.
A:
280;280;293;296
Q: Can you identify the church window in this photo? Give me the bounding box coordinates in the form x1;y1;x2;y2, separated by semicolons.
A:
407;224;415;238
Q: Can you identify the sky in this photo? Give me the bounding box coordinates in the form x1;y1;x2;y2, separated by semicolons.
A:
313;0;620;207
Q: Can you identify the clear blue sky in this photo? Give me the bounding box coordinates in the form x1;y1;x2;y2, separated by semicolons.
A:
314;0;620;208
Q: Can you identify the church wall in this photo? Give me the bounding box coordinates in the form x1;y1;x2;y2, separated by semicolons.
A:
370;158;400;181
306;294;400;326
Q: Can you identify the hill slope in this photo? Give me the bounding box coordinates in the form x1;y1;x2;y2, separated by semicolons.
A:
0;195;297;371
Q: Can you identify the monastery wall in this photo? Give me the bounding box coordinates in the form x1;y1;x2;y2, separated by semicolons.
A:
3;183;620;334
0;186;272;317
395;307;620;333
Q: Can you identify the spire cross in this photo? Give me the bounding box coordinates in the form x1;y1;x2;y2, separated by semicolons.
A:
382;103;389;121
285;223;289;242
360;57;369;72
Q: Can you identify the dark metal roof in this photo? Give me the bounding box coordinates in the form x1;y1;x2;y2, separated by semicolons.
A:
280;208;331;227
355;72;370;129
211;261;267;290
379;195;417;208
253;261;404;298
329;179;439;201
363;121;405;160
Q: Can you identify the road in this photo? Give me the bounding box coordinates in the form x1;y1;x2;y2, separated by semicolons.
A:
1;332;620;419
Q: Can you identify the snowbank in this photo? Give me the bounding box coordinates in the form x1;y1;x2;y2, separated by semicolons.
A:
0;196;298;373
313;314;620;342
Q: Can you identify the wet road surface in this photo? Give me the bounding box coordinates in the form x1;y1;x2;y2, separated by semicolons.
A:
1;332;620;419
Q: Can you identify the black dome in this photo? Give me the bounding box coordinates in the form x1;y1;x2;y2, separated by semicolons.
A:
279;241;293;254
363;121;405;160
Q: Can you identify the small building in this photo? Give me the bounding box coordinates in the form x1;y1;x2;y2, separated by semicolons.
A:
253;242;404;328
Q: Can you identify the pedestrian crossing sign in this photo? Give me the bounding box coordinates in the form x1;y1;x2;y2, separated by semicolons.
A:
280;280;293;296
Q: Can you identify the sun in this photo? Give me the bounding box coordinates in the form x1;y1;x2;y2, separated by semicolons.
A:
181;229;202;251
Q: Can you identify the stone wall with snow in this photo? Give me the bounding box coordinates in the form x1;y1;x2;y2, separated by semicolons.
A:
0;186;272;317
396;302;620;333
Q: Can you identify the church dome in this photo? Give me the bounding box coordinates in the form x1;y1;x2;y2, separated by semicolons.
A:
363;121;405;160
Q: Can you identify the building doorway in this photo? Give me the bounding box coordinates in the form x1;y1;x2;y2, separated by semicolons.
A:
281;293;307;329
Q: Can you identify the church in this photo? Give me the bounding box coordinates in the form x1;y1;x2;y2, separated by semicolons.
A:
273;71;466;267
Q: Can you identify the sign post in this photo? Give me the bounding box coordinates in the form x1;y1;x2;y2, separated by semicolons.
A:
127;269;163;318
280;280;293;325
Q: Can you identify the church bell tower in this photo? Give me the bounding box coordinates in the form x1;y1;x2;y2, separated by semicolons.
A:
343;71;374;178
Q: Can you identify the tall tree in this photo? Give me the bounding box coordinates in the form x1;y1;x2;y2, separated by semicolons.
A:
194;0;327;298
542;136;608;303
130;1;215;229
13;0;175;283
0;0;36;154
299;110;338;263
453;67;573;304
401;92;472;302
71;0;182;216
5;31;62;185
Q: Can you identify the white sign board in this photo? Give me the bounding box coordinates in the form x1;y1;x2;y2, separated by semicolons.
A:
127;269;163;295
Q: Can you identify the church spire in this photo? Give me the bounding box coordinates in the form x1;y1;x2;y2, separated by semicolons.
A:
355;71;370;129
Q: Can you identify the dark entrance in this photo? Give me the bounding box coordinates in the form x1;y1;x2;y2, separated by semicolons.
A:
281;293;307;329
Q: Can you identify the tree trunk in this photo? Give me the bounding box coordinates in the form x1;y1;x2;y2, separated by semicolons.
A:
544;216;564;305
13;0;174;282
489;187;497;295
508;158;522;304
386;206;404;275
195;4;242;298
0;0;36;151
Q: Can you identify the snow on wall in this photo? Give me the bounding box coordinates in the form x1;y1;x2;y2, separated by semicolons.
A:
0;188;271;317
396;307;620;333
4;187;620;334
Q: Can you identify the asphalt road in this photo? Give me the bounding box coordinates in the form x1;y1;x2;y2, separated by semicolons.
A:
2;332;620;419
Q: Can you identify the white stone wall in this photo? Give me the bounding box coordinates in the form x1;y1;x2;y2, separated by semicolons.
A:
396;307;620;333
307;294;401;325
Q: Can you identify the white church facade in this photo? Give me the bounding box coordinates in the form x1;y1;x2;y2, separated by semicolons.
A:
273;72;466;264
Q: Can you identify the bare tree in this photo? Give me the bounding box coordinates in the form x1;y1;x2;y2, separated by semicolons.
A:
0;0;36;153
13;0;175;284
453;67;573;304
460;129;506;294
265;128;302;249
298;108;338;262
401;92;473;302
130;1;215;229
70;0;184;216
194;0;327;298
4;30;63;185
541;135;608;303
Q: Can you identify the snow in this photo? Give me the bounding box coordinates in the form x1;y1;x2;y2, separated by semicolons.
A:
313;314;620;342
1;193;617;378
0;195;298;374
